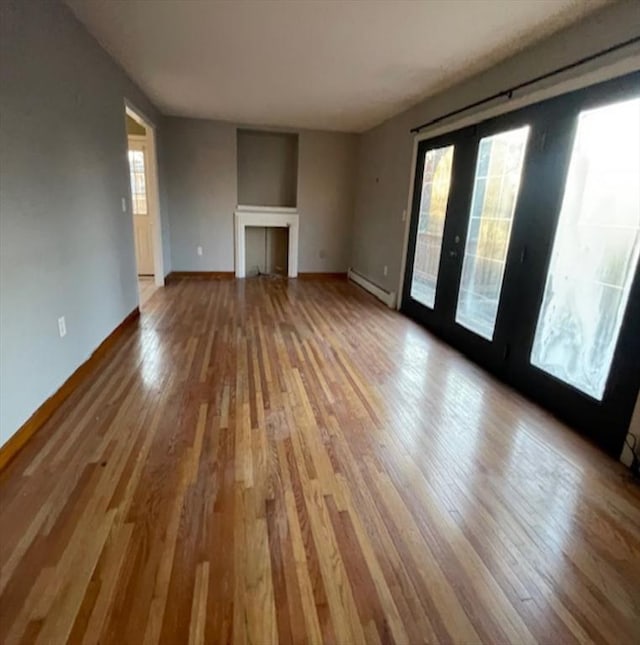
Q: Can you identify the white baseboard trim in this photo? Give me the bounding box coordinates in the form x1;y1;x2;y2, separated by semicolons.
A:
348;268;397;309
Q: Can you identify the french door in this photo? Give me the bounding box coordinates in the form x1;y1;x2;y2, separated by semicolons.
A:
402;72;640;457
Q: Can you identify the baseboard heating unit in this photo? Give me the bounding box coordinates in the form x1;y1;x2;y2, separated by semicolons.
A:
347;268;397;309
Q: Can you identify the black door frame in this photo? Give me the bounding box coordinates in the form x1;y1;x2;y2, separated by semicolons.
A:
402;127;473;335
401;71;640;457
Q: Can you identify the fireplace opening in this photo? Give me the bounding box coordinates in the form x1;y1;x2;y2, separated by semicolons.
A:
245;226;289;277
235;208;299;278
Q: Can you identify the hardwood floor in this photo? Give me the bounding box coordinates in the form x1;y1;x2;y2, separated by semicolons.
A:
138;277;157;307
1;277;639;644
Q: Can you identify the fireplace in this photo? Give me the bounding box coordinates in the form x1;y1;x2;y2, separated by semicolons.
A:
234;206;299;278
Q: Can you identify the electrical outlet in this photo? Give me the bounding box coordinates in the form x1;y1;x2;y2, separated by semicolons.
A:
197;246;203;256
383;265;388;277
401;209;407;221
121;197;127;213
58;316;67;338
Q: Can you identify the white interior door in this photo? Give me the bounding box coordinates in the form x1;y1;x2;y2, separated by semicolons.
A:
128;140;154;275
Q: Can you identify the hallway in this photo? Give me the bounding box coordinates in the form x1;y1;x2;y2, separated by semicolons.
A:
138;277;158;308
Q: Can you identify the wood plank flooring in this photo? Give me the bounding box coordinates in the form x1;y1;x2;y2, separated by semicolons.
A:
138;277;157;307
1;276;639;644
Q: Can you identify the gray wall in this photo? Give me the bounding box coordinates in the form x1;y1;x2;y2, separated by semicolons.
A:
0;0;166;445
163;118;237;272
237;130;298;207
350;0;640;294
164;118;357;273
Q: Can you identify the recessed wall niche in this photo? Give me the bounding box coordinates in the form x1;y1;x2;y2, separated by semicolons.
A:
237;129;298;207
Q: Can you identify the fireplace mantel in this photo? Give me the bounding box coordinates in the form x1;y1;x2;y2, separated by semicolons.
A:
234;206;299;278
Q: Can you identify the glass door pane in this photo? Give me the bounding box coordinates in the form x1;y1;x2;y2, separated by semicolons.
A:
455;126;530;339
530;97;640;400
128;149;148;215
409;145;454;308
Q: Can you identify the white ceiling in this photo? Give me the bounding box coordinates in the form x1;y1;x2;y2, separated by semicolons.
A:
66;0;609;133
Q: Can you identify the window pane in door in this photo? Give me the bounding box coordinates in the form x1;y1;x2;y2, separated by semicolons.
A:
455;126;530;339
530;97;640;400
410;145;454;308
128;150;148;215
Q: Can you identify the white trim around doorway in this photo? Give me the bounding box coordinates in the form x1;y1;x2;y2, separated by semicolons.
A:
124;101;165;288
